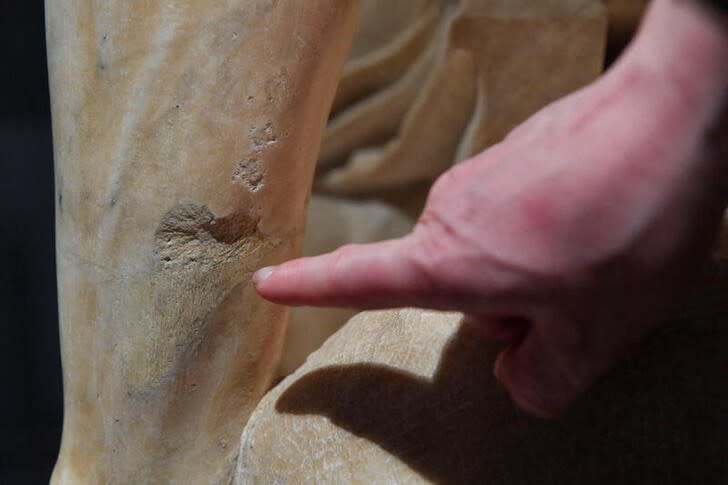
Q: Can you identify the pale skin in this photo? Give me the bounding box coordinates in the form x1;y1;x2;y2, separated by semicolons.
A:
255;0;728;418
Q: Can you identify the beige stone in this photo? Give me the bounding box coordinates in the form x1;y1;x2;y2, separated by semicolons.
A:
321;6;476;194
277;196;414;378
453;0;607;161
331;2;442;116
238;275;728;483
320;0;607;195
46;1;358;483
320;11;444;169
348;0;432;62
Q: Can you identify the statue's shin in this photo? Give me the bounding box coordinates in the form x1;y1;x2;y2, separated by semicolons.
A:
46;1;357;482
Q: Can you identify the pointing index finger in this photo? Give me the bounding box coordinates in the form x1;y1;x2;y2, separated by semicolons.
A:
253;236;433;309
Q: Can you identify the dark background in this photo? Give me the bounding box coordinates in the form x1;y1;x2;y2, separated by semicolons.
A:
0;1;63;483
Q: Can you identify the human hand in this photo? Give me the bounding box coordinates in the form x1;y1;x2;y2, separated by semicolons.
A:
255;1;728;418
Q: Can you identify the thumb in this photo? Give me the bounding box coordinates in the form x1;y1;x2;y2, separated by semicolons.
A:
493;318;599;419
253;234;437;309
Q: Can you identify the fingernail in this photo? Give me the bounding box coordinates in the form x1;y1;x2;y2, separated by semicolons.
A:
253;266;275;286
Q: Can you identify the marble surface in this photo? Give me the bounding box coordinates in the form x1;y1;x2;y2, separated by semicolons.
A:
46;1;357;483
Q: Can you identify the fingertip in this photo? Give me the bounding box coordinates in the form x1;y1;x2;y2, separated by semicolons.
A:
252;259;314;305
253;261;309;305
253;235;439;308
253;266;275;289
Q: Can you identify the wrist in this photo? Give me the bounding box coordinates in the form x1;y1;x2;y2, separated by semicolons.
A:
569;0;728;226
616;0;728;131
606;0;728;187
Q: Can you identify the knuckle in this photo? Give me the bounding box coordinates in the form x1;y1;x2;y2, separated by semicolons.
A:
416;211;462;266
405;240;444;296
429;164;467;201
413;215;480;298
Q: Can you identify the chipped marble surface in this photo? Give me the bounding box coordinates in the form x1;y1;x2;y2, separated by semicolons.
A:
47;1;358;482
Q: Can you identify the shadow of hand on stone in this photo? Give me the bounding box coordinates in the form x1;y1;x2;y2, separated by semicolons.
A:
276;295;728;484
276;324;545;483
